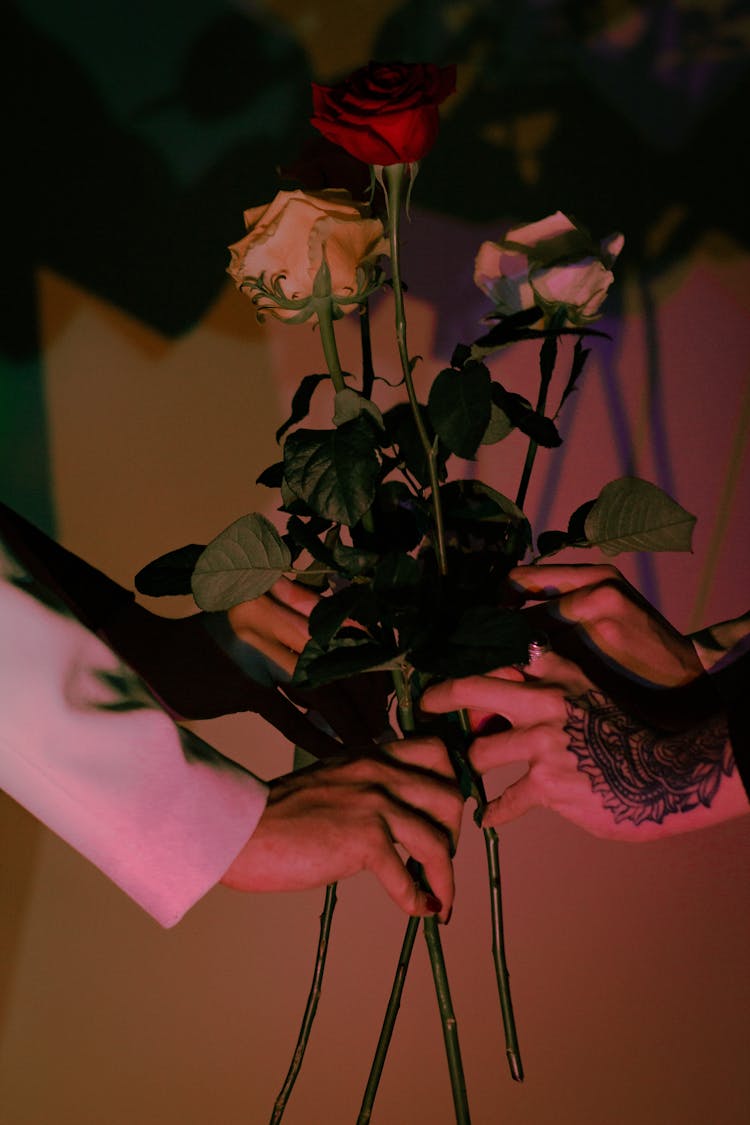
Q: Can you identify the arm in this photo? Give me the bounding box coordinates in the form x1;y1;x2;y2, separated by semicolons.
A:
422;564;749;840
0;568;268;927
0;529;460;924
0;501;387;756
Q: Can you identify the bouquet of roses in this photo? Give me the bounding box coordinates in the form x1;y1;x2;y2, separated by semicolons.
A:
137;62;695;1125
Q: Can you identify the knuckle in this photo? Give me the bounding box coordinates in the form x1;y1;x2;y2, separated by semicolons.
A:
533;722;563;756
595;615;627;649
585;579;629;621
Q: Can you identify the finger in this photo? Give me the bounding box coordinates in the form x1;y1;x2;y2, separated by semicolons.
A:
228;596;311;656
509;563;624;600
528;580;700;687
341;755;463;848
384;735;456;780
421;671;568;728
482;772;539;829
379;804;455;922
383;761;464;849
229;632;298;677
469;723;557;774
363;839;444;919
269;576;320;618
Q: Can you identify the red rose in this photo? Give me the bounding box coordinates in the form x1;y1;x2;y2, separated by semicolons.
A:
311;60;456;166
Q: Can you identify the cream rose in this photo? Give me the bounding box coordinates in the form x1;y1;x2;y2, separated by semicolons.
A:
474;211;624;324
227;189;388;322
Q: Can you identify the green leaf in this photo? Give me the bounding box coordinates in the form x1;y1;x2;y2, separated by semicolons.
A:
333;388;385;431
410;608;533;676
372;552;421;599
567;498;596;540
440;480;525;525
539;331;558;386
275;374;328;442
480;401;514;445
293;636;396;688
308;585;379;649
450;606;532;651
558;337;591;412
284;419;380;526
293;745;318;770
383;402;448;487
351;481;429;554
536;530;570;557
441;479;531;558
191;514;291;610
491;383;562;446
285;515;336;567
256;461;284;488
330;531;380;576
584;477;697;555
134;544;205;597
427;362;491;459
450;342;472;368
517;410;561;448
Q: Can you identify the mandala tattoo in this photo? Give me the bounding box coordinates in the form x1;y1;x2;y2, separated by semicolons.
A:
564;690;734;825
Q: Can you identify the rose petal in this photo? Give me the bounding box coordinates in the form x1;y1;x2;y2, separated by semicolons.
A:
228;189;386;322
310;215;388;297
532;259;613;314
310;62;455;164
506;211;577;248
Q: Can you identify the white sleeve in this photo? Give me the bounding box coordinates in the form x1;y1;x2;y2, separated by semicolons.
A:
0;575;269;927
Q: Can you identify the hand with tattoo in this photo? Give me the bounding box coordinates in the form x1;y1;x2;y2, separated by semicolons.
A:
422;565;749;840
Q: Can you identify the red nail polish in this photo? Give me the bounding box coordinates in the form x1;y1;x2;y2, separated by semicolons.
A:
425;893;442;914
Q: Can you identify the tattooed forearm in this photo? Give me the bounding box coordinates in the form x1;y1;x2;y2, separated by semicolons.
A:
563;690;735;825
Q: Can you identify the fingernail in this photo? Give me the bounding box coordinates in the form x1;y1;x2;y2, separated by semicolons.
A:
425;893;442;914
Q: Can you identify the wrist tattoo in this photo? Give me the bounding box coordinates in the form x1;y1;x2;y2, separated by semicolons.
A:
564;690;734;825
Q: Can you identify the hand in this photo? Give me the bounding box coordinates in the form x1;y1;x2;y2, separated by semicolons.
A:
422;651;748;841
221;738;463;922
508;562;703;688
227;577;317;677
227;579;393;748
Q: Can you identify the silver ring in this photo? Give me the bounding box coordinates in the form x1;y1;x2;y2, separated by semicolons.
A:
526;633;550;664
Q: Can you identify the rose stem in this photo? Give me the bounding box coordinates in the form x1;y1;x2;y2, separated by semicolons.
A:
356;914;420;1125
319;295;376;533
269;882;338;1125
515;310;564;510
357;668;418;1123
316;300;347;394
423;916;471;1124
483;828;524;1081
360;300;376;400
358;667;471;1124
383;162;448;576
456;710;524;1081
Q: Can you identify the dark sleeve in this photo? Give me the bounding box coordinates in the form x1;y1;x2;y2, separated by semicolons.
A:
0;500;351;760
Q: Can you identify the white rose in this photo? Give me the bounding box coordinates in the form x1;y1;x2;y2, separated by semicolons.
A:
474;211;624;324
228;189;388;322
